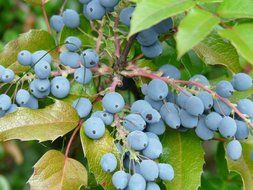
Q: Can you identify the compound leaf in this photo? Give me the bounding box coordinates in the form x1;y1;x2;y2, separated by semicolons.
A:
218;23;253;66
176;8;220;58
129;0;196;36
160;129;205;190
28;150;88;190
0;101;79;142
194;32;241;73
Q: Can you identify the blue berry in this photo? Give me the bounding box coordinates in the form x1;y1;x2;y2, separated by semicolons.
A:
146;182;160;190
16;89;31;105
32;50;52;65
216;80;234;98
123;113;146;132
74;67;92;84
1;69;15;83
65;36;82;52
102;92;125;113
0;65;5;80
79;0;91;3
158;163;174;181
72;98;92;118
226;140;242;161
60;52;82;68
141;84;148;95
235;120;249;140
218;116;237;138
153;18;173;34
141;41;163;58
131;100;152;114
50;15;64;32
86;0;106;20
195;116;214;140
166;88;178;103
160;103;180;129
34;60;51;79
213;99;232;116
128;173;146;190
147;79;168;101
119;7;135;26
22;95;38;109
176;90;192;109
137;28;158;46
100;153;117;173
146;119;166;135
142;138;163;159
189;74;210;88
84;117;105;139
6;104;18;114
141;108;161;123
185;96;204;116
82;4;91;20
205;112;222;131
51;76;70;99
30;80;50;99
197;91;213;110
144;95;163;111
0;110;5;118
17;50;32;66
34;79;50;92
81;49;99;68
0;94;11;111
112;170;129;190
159;64;181;79
231;73;252;91
62;9;80;28
127;131;148;151
179;109;198;128
91;111;114;125
99;0;118;8
140;160;159;181
237;99;253;119
145;132;159;140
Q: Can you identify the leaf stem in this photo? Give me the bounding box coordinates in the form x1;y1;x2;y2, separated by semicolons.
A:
41;0;52;34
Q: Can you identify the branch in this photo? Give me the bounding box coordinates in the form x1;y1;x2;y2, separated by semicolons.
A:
96;18;106;53
122;65;253;129
41;0;52;34
109;76;122;92
114;15;121;59
65;119;84;158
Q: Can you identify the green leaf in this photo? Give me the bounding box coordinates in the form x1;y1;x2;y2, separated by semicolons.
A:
0;29;55;74
217;0;253;19
60;16;96;48
193;33;241;73
28;150;88;190
218;23;253;66
160;129;205;190
176;8;220;58
0;175;10;190
197;0;223;2
129;0;196;36
25;0;50;5
226;138;253;190
80;128;118;190
0;101;79;142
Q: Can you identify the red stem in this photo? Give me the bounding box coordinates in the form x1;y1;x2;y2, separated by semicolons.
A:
109;76;122;92
114;16;121;59
65;119;84;158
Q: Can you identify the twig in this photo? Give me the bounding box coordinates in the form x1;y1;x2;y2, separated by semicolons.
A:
109;76;122;92
212;137;226;142
60;0;68;15
65;119;84;157
114;15;121;59
41;0;52;34
96;18;106;53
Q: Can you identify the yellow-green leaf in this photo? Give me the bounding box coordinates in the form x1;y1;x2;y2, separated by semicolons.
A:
129;0;196;36
176;8;220;58
194;32;241;73
226;138;253;190
0;29;56;74
160;129;205;190
0;101;79;142
25;0;50;6
218;23;253;66
217;0;253;19
28;150;88;190
80;128;118;190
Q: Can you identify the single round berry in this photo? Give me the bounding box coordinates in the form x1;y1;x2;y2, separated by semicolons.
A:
99;0;119;8
91;111;114;125
137;28;159;46
237;99;253;119
100;153;117;173
216;80;234;98
141;41;163;58
131;100;152;114
60;52;82;68
51;76;70;99
158;163;174;181
231;73;252;91
102;92;125;114
119;7;135;26
84;117;105;139
62;9;80;28
160;103;180;129
17;50;32;66
29;80;50;99
218;116;237;138
0;94;11;111
32;50;52;65
205;112;222;131
195;116;214;140
147;79;168;101
141;108;161;124
74;67;92;85
159;64;181;79
34;79;50;92
197;91;213;110
235;120;249;140
127;131;148;151
86;0;106;20
81;49;99;68
146;119;166;135
34;60;51;79
142;138;163;159
1;69;15;83
153;17;173;34
226;140;242;161
112;170;129;190
65;36;82;52
123;113;146;132
16;89;31;105
50;15;64;33
140;160;159;181
185;96;204;116
146;182;161;190
213;99;232;116
72;98;92;118
179;109;198;128
128;173;146;190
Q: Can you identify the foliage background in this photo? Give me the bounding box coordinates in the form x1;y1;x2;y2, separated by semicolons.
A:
0;0;252;190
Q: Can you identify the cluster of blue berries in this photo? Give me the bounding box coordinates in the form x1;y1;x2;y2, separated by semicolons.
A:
119;6;173;58
80;0;119;20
